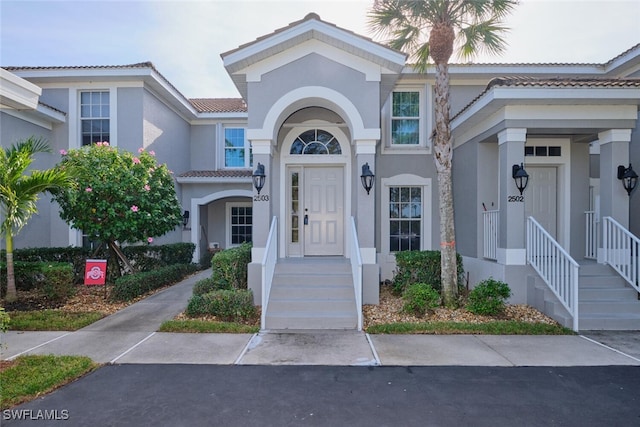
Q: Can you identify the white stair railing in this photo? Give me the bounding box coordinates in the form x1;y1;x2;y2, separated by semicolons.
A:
527;217;580;331
260;217;278;330
584;210;598;260
348;217;363;331
602;216;639;292
483;210;499;260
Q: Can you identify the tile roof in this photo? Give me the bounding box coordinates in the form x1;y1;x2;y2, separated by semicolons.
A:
453;77;640;121
4;62;156;71
189;98;247;113
178;170;252;178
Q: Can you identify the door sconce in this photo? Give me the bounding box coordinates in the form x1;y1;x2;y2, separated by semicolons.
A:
252;163;266;195
182;210;190;229
361;163;375;195
617;164;638;196
512;163;529;195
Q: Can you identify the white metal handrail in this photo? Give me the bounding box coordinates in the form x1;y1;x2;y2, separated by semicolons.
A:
348;217;363;331
526;217;580;331
584;210;598;259
602;216;639;292
483;210;499;260
260;216;278;330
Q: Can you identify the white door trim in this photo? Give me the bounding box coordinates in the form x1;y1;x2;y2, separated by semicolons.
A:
279;124;351;258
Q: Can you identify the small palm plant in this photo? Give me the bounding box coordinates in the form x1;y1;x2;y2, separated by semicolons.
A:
0;137;73;302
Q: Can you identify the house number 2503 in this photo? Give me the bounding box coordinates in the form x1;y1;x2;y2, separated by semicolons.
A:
254;194;270;202
507;195;524;203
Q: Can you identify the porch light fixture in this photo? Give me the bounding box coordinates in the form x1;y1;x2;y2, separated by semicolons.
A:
182;210;190;229
361;163;375;195
617;164;638;196
252;163;266;195
512;163;529;195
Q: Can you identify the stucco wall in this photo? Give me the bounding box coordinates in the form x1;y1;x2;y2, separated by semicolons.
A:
190;124;217;171
630;125;640;237
452;140;479;258
247;53;380;131
570;142;591;259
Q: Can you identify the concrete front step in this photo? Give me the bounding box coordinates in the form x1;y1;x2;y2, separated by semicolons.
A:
579;300;640;314
265;312;357;330
270;285;354;299
579;287;637;300
268;298;356;313
579;275;628;287
579;313;640;330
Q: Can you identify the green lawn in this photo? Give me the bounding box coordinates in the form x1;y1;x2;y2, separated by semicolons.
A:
159;319;259;333
8;310;104;331
1;355;98;409
366;320;575;335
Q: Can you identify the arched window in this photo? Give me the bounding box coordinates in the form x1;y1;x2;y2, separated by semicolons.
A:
290;129;342;155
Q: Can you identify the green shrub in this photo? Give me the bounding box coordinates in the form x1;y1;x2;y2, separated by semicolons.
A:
110;263;198;302
466;278;511;316
0;262;75;301
185;289;256;321
210;243;252;290
393;250;464;294
0;307;9;333
192;277;231;296
402;283;441;315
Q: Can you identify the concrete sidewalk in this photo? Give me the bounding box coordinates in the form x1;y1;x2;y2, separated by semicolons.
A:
2;269;640;366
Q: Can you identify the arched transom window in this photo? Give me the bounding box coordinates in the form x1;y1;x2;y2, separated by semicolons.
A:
290;129;342;155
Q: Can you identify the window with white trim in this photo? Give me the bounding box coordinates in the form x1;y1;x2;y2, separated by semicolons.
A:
389;186;422;252
227;203;252;246
80;91;110;146
391;91;420;145
224;128;252;168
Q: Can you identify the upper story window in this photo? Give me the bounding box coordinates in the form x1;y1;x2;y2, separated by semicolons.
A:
80;91;110;146
290;129;341;155
391;91;420;145
224;128;252;168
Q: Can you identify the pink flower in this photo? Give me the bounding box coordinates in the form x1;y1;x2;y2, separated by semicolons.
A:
148;150;155;156
96;142;102;147
85;187;92;192
59;149;67;155
138;147;144;153
133;157;141;164
147;237;153;244
144;185;151;191
131;205;139;212
102;141;109;146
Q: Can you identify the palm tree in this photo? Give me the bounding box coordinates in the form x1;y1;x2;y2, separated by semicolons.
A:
0;137;73;302
369;0;517;306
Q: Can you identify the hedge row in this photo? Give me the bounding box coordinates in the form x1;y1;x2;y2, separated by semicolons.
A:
185;289;255;321
109;263;199;302
0;262;75;301
1;243;195;284
393;250;465;294
210;243;251;290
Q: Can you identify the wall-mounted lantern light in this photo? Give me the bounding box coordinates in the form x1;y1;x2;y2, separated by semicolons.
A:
182;210;190;229
512;163;529;195
617;164;638;196
361;163;375;195
252;163;266;195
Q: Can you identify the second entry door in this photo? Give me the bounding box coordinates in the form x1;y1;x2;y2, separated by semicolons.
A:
304;167;344;256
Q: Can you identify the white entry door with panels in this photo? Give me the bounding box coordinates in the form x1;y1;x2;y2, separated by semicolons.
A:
287;166;344;256
525;166;558;238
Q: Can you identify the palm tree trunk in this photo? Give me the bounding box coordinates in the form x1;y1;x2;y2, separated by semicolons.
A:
5;233;17;302
433;62;458;307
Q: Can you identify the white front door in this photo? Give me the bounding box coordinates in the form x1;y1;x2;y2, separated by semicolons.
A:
303;167;344;256
526;166;557;238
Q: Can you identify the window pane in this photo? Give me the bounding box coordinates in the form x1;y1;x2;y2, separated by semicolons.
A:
392;92;419;117
389;186;422;252
225;149;244;167
303;142;328;155
392;119;419;145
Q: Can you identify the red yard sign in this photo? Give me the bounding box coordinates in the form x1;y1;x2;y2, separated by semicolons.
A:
84;259;107;285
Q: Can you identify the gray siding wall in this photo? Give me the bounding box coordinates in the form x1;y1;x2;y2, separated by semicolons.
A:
190;124;217;171
570;142;591;259
452;141;479;257
247;53;380;130
449;85;486;116
630;124;640;237
117;87;144;151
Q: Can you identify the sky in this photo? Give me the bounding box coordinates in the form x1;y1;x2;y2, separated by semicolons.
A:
1;0;639;99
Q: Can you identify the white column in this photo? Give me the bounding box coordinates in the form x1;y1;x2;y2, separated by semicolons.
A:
497;128;527;265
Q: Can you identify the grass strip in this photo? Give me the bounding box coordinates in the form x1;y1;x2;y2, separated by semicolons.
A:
366;321;575;335
1;355;98;409
8;310;104;331
159;319;259;333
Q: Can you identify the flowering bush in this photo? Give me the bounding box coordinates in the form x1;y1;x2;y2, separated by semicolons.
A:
53;143;182;247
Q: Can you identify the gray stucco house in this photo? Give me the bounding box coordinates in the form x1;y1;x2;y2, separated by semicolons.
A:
2;14;639;331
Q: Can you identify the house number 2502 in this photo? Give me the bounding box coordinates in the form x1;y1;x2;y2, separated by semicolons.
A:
507;195;524;203
254;194;270;202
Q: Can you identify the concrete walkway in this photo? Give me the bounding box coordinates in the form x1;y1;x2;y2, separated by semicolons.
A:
2;269;640;366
